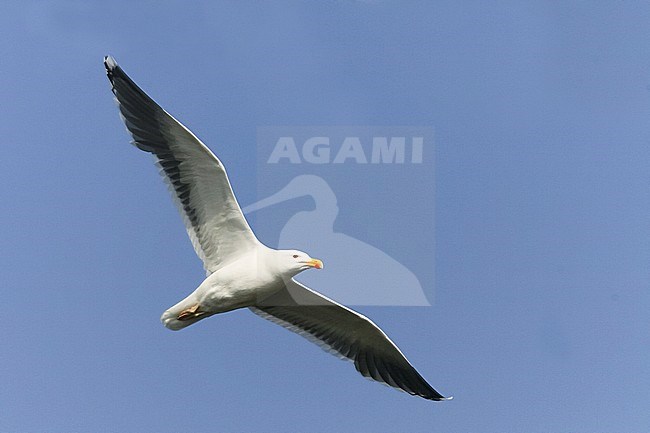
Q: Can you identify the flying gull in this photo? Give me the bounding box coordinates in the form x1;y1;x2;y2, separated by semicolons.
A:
104;56;450;401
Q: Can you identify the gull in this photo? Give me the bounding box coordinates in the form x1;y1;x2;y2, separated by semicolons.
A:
104;56;450;401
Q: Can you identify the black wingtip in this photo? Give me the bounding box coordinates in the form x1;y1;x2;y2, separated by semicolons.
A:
104;55;117;70
424;391;452;401
104;55;118;85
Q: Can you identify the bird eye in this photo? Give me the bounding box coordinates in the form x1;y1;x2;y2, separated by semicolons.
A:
292;254;299;258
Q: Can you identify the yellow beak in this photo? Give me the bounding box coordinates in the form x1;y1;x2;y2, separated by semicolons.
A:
307;258;324;269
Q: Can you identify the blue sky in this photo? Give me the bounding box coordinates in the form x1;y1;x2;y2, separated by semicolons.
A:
1;1;649;432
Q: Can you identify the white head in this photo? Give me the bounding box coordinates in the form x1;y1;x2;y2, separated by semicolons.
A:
273;249;324;277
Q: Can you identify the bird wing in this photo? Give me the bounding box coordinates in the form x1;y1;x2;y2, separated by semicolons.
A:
250;279;450;401
104;56;259;274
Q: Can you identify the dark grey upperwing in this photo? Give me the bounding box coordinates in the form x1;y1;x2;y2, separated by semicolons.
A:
104;56;258;274
250;279;450;401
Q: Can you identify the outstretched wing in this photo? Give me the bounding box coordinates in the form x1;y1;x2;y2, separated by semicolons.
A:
250;279;450;401
104;56;259;274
